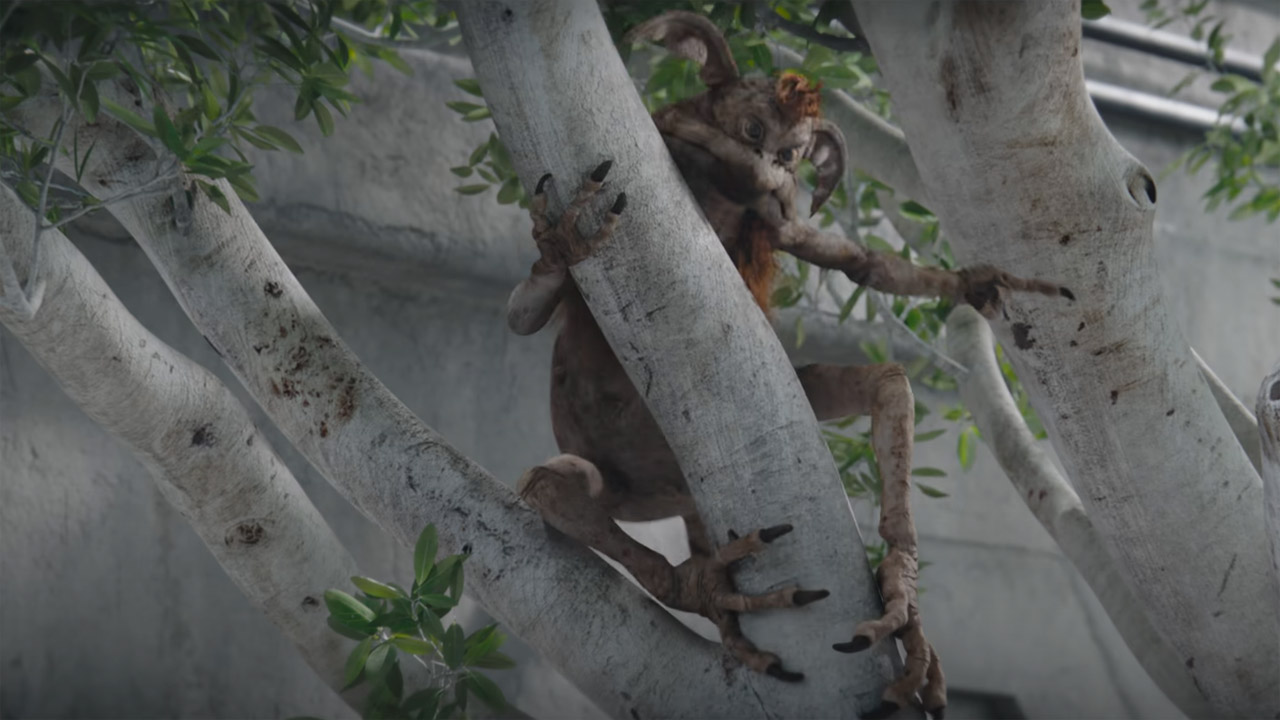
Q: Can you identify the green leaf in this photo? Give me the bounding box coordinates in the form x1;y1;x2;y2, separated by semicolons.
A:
914;429;945;443
418;593;458;610
401;688;444;719
450;166;473;177
177;34;221;61
463;625;502;666
254;125;304;154
3;51;39;75
152;106;186;157
464;671;508;711
1081;0;1112;20
352;576;406;600
313;102;335;136
911;467;947;478
917;483;950;498
325;589;378;625
453;78;483;97
344;637;374;688
467;142;489;166
957;427;975;470
327;615;373;641
390;634;435;655
471;651;517;670
442;624;465;669
198;180;232;215
416;601;446;640
455;183;489;195
258;37;307;73
496;177;521;205
446;100;484;115
101;97;156;137
463;107;491;122
365;642;394;678
414;525;438;585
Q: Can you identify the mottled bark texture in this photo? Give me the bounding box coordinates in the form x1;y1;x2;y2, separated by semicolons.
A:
5;84;788;720
854;1;1279;715
0;185;366;712
946;306;1213;719
459;1;905;716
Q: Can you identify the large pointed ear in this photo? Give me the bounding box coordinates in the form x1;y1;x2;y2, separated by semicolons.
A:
806;119;847;216
625;11;740;88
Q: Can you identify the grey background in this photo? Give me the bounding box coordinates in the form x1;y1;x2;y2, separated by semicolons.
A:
3;2;1277;718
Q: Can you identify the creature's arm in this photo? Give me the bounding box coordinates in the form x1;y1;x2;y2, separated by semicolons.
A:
773;221;1070;314
506;167;625;335
506;175;568;336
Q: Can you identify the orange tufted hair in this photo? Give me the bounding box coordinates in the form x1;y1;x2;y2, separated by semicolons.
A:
731;215;779;315
775;71;822;123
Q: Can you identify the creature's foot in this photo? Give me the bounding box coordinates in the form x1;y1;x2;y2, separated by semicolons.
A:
658;525;830;682
834;549;947;719
529;160;627;270
955;263;1074;318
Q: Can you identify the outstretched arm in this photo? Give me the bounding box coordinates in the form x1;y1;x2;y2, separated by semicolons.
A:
773;220;1072;315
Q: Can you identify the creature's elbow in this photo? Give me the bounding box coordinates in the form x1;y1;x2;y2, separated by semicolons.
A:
507;305;544;336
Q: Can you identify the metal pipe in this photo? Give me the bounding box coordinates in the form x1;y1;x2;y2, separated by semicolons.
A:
1082;15;1267;82
1086;79;1246;134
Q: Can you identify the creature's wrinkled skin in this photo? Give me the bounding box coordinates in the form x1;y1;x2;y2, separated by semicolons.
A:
507;11;1070;717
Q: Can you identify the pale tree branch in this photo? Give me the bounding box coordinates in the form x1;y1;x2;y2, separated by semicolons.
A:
1191;347;1262;474
0;183;370;714
459;2;902;715
854;2;1278;714
946;306;1211;719
1257;360;1280;612
4;74;786;720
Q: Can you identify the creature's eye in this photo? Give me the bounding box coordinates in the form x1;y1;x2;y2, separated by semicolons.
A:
778;147;795;163
744;118;764;142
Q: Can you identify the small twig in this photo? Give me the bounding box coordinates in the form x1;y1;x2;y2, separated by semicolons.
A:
870;289;969;376
758;8;870;56
42;164;181;232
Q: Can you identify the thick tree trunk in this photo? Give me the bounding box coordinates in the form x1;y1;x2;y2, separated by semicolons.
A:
854;1;1279;716
0;186;363;712
946;306;1211;719
5;85;811;719
458;2;901;717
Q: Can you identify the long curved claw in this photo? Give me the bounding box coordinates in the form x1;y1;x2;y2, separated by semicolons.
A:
766;663;805;683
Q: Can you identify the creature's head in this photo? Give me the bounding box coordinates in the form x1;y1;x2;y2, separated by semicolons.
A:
627;11;847;224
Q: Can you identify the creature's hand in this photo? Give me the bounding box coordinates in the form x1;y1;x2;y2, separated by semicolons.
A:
954;264;1074;318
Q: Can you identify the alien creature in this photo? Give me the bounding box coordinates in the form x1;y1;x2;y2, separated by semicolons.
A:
507;11;1070;718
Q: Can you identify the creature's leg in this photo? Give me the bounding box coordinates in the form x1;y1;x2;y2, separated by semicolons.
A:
506;162;626;336
796;363;948;719
518;454;829;680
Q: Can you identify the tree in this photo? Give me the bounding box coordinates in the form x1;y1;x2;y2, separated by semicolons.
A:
2;1;1278;718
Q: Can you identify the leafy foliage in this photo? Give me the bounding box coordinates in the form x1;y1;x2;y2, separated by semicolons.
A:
0;0;447;223
324;524;516;720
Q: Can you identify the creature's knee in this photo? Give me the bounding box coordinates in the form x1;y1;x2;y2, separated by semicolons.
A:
516;454;604;505
874;363;912;402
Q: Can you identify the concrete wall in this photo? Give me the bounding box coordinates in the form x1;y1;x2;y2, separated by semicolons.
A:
2;3;1277;718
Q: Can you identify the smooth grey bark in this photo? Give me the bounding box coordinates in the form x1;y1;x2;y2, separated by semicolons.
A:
5;85;799;719
1258;361;1280;613
1193;347;1263;474
0;185;363;714
458;1;898;717
946;306;1211;719
854;2;1278;716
